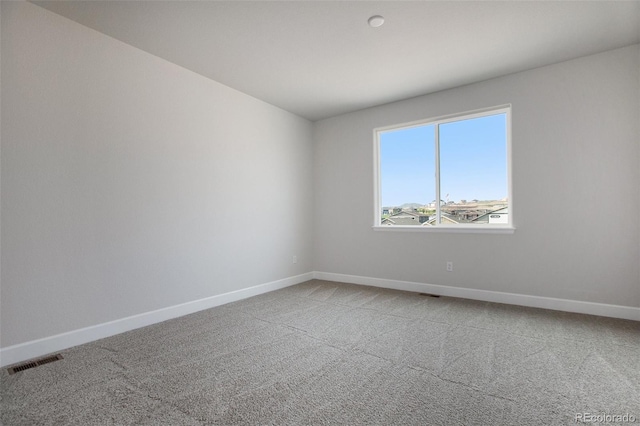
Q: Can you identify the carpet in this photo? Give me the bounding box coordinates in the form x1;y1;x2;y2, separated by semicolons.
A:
2;279;639;425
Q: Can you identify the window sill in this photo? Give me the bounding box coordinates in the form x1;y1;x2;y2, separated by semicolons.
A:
372;225;515;234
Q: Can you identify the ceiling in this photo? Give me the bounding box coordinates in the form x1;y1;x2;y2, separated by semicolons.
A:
32;1;640;122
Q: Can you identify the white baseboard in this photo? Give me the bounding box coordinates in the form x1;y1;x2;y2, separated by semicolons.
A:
3;271;637;368
313;271;640;322
0;272;313;368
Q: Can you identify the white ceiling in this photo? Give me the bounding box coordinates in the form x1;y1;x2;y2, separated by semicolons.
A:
32;1;640;121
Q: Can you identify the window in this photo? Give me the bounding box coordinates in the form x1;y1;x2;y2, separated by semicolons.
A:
374;105;512;233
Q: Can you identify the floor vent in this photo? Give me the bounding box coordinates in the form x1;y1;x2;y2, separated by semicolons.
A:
419;293;441;298
7;354;63;375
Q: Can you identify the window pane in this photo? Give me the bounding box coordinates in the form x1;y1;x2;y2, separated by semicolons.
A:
379;125;435;226
439;113;508;225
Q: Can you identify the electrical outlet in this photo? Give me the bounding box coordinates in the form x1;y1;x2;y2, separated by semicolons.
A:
293;255;298;264
446;261;453;272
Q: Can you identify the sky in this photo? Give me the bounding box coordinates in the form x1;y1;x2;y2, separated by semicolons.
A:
379;113;507;207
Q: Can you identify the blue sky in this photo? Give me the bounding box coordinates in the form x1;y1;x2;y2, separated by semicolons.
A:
379;113;507;207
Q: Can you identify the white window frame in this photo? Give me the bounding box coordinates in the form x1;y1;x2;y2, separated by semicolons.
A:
373;105;514;234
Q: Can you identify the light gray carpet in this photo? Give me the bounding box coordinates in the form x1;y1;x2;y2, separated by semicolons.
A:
2;280;639;425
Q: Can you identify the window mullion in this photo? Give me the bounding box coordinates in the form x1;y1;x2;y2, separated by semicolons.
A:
434;123;441;226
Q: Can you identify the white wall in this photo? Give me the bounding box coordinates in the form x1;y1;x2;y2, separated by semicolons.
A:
1;2;314;349
314;44;640;309
1;2;638;366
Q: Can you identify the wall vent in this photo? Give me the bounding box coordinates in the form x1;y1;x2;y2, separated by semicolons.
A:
7;354;63;375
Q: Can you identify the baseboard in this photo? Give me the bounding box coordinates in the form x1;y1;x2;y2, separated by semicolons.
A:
313;271;640;322
3;271;636;368
0;272;313;368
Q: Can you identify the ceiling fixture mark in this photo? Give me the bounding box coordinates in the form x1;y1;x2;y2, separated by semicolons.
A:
368;15;385;28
